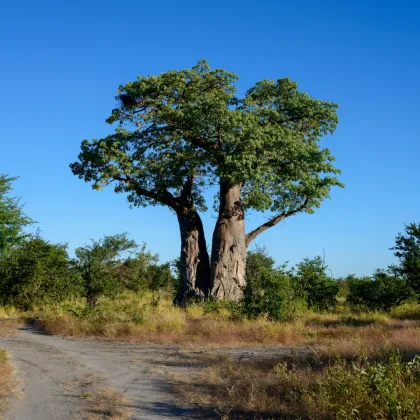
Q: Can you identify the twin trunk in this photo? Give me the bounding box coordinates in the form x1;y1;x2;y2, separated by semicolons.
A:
176;184;248;303
210;183;247;301
176;209;210;302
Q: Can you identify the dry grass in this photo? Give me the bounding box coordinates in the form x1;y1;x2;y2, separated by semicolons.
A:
313;321;420;361
33;295;310;347
172;326;420;419
39;315;310;347
35;299;420;352
0;320;23;337
167;317;420;419
78;373;132;420
0;349;14;418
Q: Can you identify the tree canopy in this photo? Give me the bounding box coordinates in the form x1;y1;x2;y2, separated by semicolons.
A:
71;61;341;217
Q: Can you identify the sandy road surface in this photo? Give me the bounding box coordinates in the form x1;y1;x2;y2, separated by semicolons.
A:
0;322;311;419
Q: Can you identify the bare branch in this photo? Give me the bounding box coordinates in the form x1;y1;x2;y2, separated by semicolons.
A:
113;175;178;210
245;198;309;247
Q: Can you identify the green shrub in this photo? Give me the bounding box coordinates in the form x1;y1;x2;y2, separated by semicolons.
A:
311;353;420;419
347;270;413;311
291;256;339;310
243;249;294;321
390;303;420;320
392;222;420;298
202;297;243;320
0;236;82;307
121;244;177;295
74;233;139;308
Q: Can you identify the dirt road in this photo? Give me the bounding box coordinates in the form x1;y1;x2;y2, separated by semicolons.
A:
0;322;310;419
0;323;203;419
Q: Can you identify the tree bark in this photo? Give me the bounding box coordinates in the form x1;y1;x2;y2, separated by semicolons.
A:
210;183;247;301
175;208;210;303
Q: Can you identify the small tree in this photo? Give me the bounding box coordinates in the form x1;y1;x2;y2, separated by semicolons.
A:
292;256;339;310
0;175;33;257
392;223;420;298
74;234;137;308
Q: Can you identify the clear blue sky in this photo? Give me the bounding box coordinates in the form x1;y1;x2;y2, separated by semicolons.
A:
1;0;419;277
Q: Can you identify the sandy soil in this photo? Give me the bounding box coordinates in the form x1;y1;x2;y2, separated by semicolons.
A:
0;322;310;419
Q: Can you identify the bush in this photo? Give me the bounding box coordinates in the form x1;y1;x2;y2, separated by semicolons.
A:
291;256;339;310
0;236;82;307
392;222;420;297
347;270;413;311
74;233;138;308
74;236;178;308
121;244;177;294
390;303;420;320
243;249;294;321
311;353;420;419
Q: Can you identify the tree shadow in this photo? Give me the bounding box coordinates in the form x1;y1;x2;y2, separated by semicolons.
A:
19;318;49;335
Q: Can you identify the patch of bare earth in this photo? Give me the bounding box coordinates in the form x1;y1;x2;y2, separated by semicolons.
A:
0;320;24;337
77;373;132;420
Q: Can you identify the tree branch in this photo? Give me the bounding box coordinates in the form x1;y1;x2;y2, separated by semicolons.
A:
113;175;178;210
184;136;218;151
245;198;309;247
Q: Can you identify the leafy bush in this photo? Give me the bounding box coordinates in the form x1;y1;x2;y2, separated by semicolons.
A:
0;236;81;307
121;243;176;294
291;256;339;310
74;233;138;308
347;270;413;311
310;353;420;419
243;249;294;321
390;303;420;320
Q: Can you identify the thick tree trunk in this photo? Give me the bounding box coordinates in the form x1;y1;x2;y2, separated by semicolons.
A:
210;183;247;301
175;208;210;304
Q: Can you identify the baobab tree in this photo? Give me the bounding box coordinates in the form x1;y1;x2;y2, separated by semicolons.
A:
71;60;343;302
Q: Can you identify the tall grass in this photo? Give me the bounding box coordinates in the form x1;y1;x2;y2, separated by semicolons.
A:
0;292;418;349
32;293;310;346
